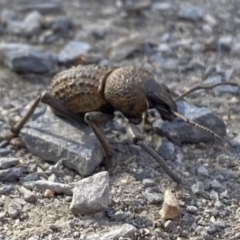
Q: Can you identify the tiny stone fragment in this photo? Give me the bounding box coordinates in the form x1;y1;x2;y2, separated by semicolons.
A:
191;182;205;194
142;187;162;204
197;166;209;177
43;189;54;198
19;186;36;203
159;190;180;220
187;205;198;213
178;4;205;22
58;41;91;65
70;171;110;215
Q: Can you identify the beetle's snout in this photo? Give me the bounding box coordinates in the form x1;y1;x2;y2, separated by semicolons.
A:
146;89;177;122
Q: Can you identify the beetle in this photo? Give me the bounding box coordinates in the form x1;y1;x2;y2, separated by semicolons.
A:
1;64;235;183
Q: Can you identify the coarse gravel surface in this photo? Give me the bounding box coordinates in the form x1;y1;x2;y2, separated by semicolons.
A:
0;0;240;240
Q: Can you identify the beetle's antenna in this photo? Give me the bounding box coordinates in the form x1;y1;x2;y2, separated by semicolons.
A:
174;82;239;101
172;111;224;145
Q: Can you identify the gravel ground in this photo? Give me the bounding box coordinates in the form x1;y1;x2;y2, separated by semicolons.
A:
0;0;240;239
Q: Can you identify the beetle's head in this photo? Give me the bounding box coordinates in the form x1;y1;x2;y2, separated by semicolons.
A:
145;81;177;121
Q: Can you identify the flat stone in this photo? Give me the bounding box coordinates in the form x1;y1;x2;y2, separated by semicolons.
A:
70;171;109;215
23;180;72;195
142;187;162;204
20;108;103;176
85;224;136;240
187;205;198;213
178;4;205;22
197;166;209;177
7;200;21;218
58;41;91;65
159;189;180;220
153;100;226;145
155;137;176;161
0;9;17;25
106;33;144;62
192;181;205;194
0;157;19;169
0;167;27;181
21;3;63;14
218;35;233;53
19;186;36;203
0;43;56;73
232;43;240;56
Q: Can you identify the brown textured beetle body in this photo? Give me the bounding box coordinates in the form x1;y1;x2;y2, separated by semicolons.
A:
0;63;228;183
50;64;177;123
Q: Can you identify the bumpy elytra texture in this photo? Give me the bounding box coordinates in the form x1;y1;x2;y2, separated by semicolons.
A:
50;64;113;114
49;64;177;122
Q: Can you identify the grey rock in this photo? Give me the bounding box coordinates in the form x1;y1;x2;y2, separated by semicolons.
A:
113;210;132;221
22;11;43;36
48;173;59;183
231;43;240;56
220;189;229;199
52;18;73;36
151;55;178;71
203;75;222;85
86;224;136;240
21;173;40;182
155;137;176;161
106;33;144;62
142;178;155;187
178;4;205;22
153;100;226;145
20;108;104;176
191;182;205;194
22;3;63;14
209;191;219;201
202;24;212;35
214;199;224;209
38;30;59;44
70;171;109;215
209;179;224;190
135;169;153;181
6;11;43;37
0;167;27;181
191;42;204;53
0;43;56;73
0;184;14;195
19;186;36;203
218;35;233;53
0;157;19;169
1;9;17;25
23;180;73;195
151;2;174;11
90;28;106;40
187;205;198;213
7;200;21;218
58;41;91;65
197;166;209;177
201;231;212;240
158;43;172;54
142;187;162;204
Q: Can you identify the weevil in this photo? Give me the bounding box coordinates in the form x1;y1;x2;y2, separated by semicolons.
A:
1;64;237;183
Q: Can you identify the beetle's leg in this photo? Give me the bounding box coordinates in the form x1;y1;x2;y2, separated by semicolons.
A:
126;123;181;184
175;82;239;101
84;112;114;168
0;95;42;142
0;92;83;142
